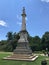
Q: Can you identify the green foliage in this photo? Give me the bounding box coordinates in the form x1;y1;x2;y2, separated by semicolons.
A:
0;32;20;52
28;35;41;51
41;31;49;50
0;31;49;52
6;32;13;41
0;40;7;51
5;32;20;52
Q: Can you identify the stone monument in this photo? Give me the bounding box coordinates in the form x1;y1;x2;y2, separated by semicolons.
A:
3;7;38;61
14;7;32;54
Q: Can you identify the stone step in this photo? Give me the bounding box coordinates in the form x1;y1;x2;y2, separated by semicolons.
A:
13;54;31;56
16;47;31;49
14;49;31;52
14;47;32;54
14;50;32;54
14;52;31;54
6;54;35;59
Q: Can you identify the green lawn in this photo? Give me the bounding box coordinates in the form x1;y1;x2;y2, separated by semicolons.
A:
0;52;49;65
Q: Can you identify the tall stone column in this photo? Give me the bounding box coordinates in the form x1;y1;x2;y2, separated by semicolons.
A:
18;7;28;43
21;7;26;31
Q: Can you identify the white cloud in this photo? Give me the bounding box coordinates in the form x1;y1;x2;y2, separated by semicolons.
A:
26;17;28;21
0;20;7;27
17;22;22;26
41;0;49;3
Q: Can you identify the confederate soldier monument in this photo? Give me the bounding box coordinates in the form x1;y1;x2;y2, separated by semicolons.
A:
4;7;38;61
14;7;32;54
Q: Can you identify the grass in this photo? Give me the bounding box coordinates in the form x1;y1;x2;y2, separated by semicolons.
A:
0;52;49;65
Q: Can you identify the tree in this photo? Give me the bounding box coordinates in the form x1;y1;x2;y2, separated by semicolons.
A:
12;32;20;50
41;31;49;50
6;32;13;41
13;32;20;41
5;32;20;51
0;40;7;51
28;35;41;51
31;36;41;51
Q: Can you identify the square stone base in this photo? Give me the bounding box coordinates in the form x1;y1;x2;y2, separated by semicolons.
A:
3;54;38;61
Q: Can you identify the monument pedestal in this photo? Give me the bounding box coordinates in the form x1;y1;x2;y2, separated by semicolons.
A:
14;42;32;54
13;30;32;54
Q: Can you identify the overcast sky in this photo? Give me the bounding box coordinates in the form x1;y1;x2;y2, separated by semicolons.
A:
0;0;49;40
